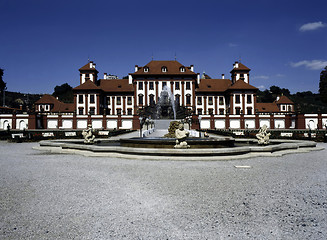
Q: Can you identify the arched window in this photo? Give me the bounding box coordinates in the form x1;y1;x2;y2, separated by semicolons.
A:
138;94;144;105
175;94;180;105
186;94;191;105
180;67;185;72
149;94;155;105
162;66;167;72
144;67;149;72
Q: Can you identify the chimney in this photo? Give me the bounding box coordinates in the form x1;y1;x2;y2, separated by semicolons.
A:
276;96;280;101
104;73;107;79
135;65;139;72
90;61;93;68
190;65;194;72
234;61;239;68
222;74;225;79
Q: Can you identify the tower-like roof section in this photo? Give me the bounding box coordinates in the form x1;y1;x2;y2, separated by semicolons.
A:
73;80;101;91
230;62;251;72
228;79;257;90
79;61;99;73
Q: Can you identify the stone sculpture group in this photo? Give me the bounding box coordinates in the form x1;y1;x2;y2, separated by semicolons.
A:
174;123;190;149
256;124;271;145
82;124;96;144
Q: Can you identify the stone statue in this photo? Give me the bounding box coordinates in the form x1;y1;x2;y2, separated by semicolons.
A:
174;123;190;149
256;124;271;145
82;124;96;144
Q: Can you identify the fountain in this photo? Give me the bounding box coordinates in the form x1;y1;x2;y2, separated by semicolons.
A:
36;119;320;160
156;85;176;119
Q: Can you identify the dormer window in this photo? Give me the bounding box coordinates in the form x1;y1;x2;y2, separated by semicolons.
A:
162;66;167;72
180;67;185;72
144;67;149;72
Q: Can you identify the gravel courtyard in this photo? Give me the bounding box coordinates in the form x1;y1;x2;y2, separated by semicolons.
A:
0;141;327;239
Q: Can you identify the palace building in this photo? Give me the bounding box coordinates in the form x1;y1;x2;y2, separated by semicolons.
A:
29;59;301;130
5;59;327;131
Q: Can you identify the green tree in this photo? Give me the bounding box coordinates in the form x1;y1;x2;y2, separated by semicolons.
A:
319;66;327;103
53;83;73;103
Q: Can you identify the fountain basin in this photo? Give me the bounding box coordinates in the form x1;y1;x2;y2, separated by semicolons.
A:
36;138;321;160
119;137;235;148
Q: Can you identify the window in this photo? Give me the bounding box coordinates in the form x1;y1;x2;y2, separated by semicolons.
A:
78;107;84;115
235;95;240;104
127;97;132;105
208;108;213;115
85;73;89;78
197;96;202;105
162;82;167;88
144;67;149;72
149;94;155;105
175;95;180;105
288;105;292;112
175;82;180;90
106;108;111;115
180;67;185;72
235;108;241;115
116;109;121;115
198;109;202;115
138;82;143;90
106;96;110;105
78;95;83;104
219;96;224;105
117;97;121;105
186;82;191;90
282;105;286;111
127;108;133;115
90;94;95;104
219;109;224;115
240;73;244;79
186;94;191;105
149;82;154;90
138;94;143;105
89;107;95;115
247;108;252;115
162;66;167;72
208;97;213;105
247;95;252;103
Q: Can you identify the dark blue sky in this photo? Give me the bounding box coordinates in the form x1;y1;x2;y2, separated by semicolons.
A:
1;0;326;94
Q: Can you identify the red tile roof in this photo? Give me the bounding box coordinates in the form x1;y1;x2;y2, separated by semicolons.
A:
256;103;280;113
35;94;74;113
52;102;75;113
132;60;196;75
73;80;101;91
228;80;258;90
197;79;232;92
99;79;133;92
35;94;61;104
275;95;294;104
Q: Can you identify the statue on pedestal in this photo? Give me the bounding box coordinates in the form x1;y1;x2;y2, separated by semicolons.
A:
256;124;271;145
174;124;190;149
82;124;95;144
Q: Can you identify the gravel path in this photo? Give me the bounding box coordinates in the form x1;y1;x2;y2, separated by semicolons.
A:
0;141;327;239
